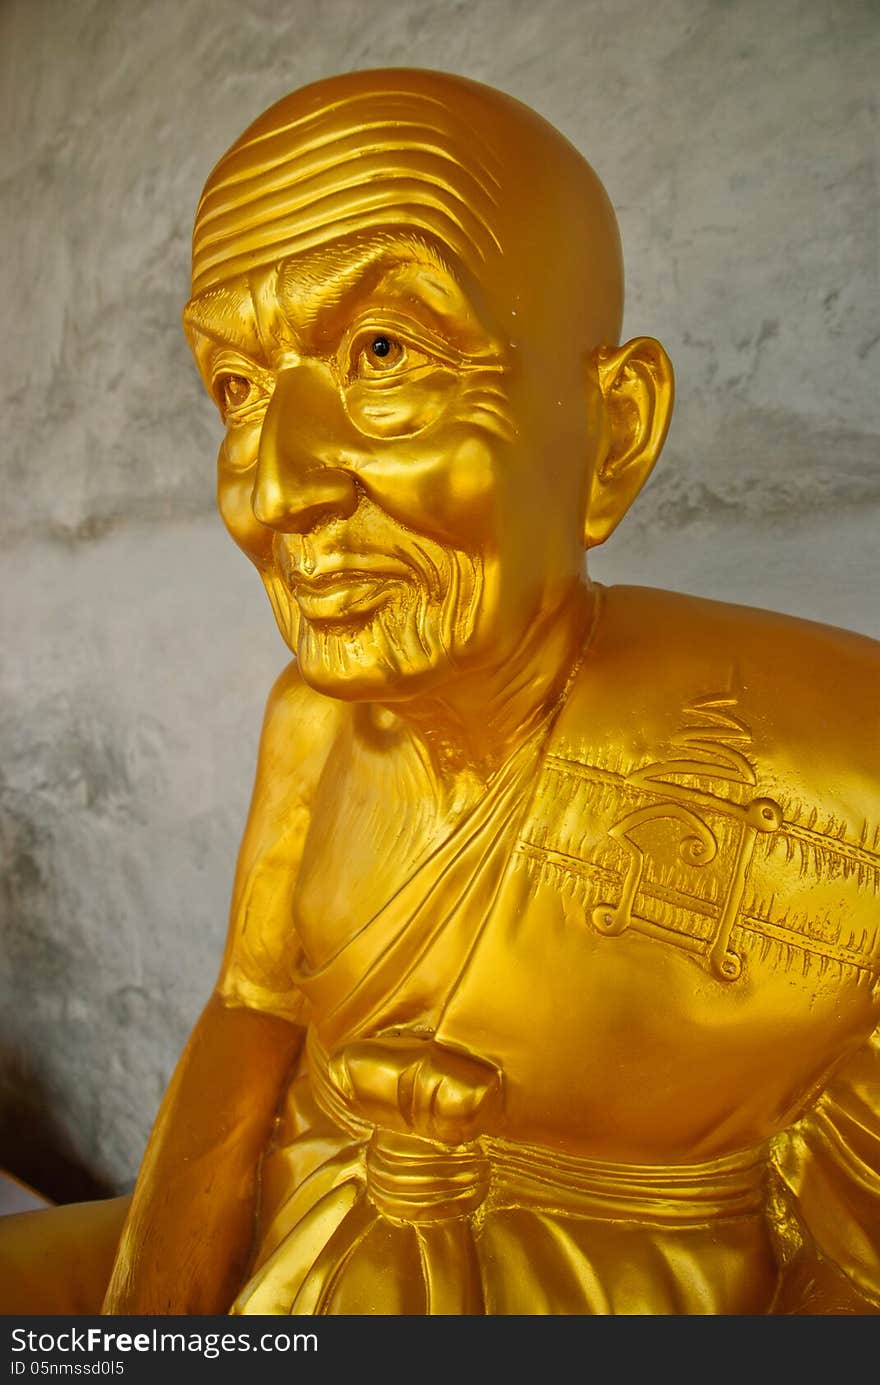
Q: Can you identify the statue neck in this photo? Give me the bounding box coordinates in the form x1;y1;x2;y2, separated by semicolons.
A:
379;578;597;785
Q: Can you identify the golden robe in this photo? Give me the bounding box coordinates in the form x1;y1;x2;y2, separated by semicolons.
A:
231;585;880;1315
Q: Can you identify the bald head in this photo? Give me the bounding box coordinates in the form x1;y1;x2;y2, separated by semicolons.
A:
183;71;672;702
190;69;623;354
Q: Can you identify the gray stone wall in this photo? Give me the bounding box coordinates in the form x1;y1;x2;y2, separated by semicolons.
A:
1;0;877;1197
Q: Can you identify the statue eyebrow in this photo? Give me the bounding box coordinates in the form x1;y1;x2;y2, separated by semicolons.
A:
275;232;463;313
182;283;262;357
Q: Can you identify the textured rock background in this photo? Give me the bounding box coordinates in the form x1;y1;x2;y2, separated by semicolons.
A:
1;0;877;1198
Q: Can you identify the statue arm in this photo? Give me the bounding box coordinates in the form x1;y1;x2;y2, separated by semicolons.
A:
102;661;340;1314
770;1022;880;1314
100;996;302;1313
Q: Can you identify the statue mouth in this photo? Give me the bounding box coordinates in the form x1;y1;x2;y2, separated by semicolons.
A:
291;564;409;622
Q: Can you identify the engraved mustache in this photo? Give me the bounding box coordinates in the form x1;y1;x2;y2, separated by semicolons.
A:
290;556;412;590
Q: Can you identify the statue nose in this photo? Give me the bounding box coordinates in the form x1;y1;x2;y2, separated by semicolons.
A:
251;363;359;534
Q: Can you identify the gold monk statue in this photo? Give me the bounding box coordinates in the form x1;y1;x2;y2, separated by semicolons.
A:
2;68;879;1316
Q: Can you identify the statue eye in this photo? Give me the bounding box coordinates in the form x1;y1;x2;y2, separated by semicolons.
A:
216;372;253;415
357;334;405;375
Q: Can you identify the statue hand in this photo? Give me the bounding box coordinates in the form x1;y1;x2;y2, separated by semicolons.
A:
328;1035;503;1145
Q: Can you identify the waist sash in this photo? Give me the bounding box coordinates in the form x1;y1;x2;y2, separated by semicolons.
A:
307;1027;767;1229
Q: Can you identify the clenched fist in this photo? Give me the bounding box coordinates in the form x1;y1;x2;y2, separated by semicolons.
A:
328;1034;503;1146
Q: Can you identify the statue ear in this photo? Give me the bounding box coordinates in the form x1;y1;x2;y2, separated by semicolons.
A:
584;336;674;549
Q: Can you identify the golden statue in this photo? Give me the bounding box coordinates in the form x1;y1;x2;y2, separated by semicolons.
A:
2;68;879;1316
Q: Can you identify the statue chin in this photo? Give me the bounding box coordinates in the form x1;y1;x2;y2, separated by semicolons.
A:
293;623;449;704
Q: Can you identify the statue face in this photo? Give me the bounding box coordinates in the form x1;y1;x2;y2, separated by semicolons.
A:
184;73;627;702
186;234;593;701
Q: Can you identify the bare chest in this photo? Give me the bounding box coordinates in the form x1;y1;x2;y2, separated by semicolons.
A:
292;724;471;970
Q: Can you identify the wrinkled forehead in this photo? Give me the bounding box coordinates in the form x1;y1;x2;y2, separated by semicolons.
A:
191;88;505;298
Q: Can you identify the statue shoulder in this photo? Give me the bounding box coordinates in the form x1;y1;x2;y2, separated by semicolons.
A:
555;584;880;834
257;658;347;800
591;582;880;671
571;583;880;773
230;660;344;920
263;655;341;729
218;663;346;1016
